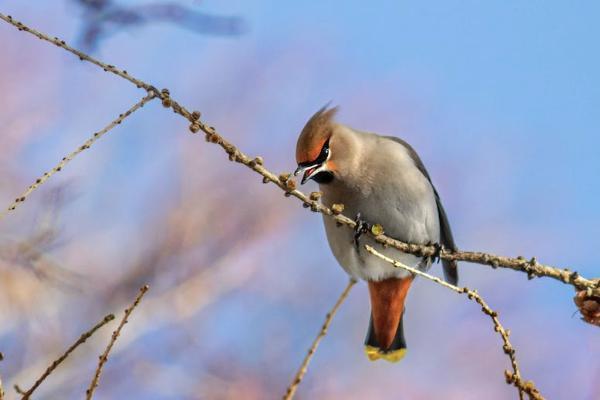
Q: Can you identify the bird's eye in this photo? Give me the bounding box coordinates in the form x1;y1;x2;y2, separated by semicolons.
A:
316;139;330;163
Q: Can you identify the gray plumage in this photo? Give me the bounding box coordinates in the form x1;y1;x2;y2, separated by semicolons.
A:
382;136;459;285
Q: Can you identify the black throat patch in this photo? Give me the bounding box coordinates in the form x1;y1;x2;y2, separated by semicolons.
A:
312;171;334;184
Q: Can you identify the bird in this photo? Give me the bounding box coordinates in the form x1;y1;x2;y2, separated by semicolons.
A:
294;106;458;362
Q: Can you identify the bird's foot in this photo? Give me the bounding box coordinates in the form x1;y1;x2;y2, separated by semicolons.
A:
428;241;444;264
353;212;371;252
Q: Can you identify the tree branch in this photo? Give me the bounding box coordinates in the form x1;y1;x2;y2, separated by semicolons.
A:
18;314;115;400
0;14;151;90
187;121;600;298
282;278;356;400
85;285;149;400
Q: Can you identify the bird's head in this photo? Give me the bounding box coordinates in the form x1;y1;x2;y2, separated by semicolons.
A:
294;105;339;185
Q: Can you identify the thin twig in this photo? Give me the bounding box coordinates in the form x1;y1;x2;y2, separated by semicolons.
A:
18;314;115;400
85;285;149;400
364;244;544;400
0;93;156;220
282;278;356;400
0;14;152;91
1;11;597;297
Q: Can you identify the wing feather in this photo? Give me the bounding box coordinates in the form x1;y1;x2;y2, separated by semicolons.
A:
383;136;459;284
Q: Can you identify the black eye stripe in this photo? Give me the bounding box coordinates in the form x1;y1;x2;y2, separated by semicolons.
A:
299;139;330;167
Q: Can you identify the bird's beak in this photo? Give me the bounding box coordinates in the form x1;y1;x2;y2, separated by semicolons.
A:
294;163;322;185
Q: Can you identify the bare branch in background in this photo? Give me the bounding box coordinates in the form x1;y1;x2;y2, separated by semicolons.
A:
0;91;156;219
0;185;83;289
17;314;115;400
283;279;356;400
73;0;245;51
86;285;149;400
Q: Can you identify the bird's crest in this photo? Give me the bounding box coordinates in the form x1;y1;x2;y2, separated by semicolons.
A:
296;105;338;164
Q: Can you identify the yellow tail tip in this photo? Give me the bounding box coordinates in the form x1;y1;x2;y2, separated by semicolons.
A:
365;345;407;363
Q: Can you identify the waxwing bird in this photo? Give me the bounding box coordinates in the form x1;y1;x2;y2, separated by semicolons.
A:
294;106;458;362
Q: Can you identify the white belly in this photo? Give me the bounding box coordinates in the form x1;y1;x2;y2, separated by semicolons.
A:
320;165;440;281
323;213;430;281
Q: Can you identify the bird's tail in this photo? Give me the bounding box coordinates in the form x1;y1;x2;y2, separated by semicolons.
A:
364;277;411;362
364;312;407;362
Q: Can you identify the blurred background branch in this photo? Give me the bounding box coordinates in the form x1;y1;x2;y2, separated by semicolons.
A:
72;0;245;52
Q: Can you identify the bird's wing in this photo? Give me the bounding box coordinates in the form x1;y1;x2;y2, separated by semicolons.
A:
382;136;459;285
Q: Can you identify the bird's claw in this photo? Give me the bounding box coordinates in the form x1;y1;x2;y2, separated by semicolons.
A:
430;242;444;263
353;212;371;252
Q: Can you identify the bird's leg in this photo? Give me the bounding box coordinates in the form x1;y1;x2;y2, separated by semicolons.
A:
353;212;371;252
